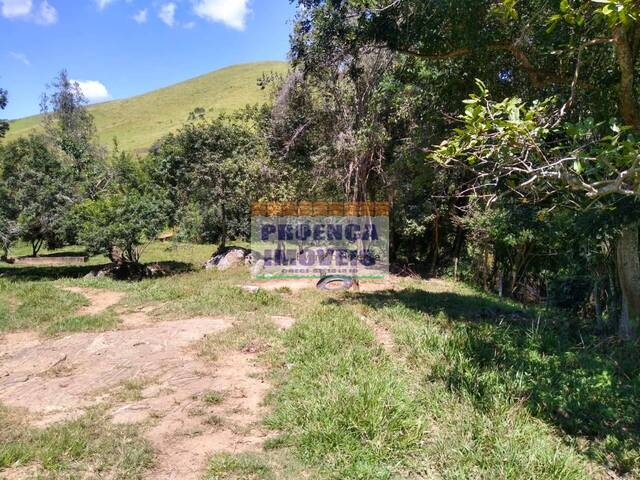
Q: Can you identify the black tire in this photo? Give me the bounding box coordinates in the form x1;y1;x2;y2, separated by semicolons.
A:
316;275;354;291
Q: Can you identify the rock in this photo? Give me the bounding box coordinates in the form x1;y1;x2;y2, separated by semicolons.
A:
203;246;251;271
250;259;265;276
240;285;262;293
217;249;245;271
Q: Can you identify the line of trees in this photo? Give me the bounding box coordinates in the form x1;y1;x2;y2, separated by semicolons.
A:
2;0;640;339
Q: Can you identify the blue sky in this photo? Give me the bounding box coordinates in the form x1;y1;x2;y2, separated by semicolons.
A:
0;0;296;119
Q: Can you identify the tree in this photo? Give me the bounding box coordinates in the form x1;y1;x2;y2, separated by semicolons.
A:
149;116;262;247
0;87;8;138
290;0;640;338
0;182;18;260
75;191;168;266
0;135;69;256
40;70;101;171
432;79;640;337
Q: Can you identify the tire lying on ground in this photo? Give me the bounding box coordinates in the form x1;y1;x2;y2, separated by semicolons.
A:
316;275;355;291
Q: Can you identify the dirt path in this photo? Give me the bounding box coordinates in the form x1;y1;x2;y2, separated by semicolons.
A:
0;288;292;480
64;287;125;315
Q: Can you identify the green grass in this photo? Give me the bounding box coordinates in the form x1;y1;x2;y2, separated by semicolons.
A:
0;280;88;332
44;311;120;335
0;405;153;479
5;61;288;153
202;390;225;405
352;283;640;477
266;304;427;479
205;453;275;480
1;243;638;478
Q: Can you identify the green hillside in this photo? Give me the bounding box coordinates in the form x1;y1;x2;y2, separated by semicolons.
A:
5;61;288;153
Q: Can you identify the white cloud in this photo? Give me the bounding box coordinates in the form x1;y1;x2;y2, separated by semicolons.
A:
73;80;110;102
33;0;55;24
183;20;195;29
94;0;115;10
0;0;57;24
193;0;250;31
1;0;32;18
8;51;30;65
133;8;147;23
158;2;176;27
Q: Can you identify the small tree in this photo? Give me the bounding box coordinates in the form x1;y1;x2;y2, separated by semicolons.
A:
0;135;69;256
75;191;168;265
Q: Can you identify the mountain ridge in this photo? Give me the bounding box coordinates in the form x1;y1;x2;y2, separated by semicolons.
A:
5;61;288;153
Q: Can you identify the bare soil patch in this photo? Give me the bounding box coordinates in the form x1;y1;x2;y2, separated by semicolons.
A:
142;350;272;479
0;286;291;479
0;317;231;427
63;287;125;316
271;315;296;331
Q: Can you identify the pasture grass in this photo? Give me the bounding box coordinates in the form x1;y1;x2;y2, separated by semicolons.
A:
0;243;638;478
0;405;153;479
6;62;288;153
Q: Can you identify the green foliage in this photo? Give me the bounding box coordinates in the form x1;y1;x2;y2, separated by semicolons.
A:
148;115;263;245
75;191;169;264
40;70;101;170
433;82;640;201
0;135;70;256
0;87;8;139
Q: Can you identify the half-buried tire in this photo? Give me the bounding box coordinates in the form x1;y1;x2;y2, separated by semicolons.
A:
316;275;354;291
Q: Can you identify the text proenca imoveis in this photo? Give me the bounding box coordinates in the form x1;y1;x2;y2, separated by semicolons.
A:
251;202;389;279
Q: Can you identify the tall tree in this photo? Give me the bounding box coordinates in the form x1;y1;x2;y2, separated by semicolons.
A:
40;70;100;171
290;0;640;337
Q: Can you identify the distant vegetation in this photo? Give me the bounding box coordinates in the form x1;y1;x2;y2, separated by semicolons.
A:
5;61;288;152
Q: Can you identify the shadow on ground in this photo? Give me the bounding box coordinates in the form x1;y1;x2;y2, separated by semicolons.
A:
334;287;640;475
0;261;194;282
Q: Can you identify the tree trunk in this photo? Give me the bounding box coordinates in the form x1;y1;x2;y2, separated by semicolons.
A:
616;223;640;339
593;280;603;330
220;204;227;250
429;212;440;275
482;248;489;291
615;26;640;130
31;239;43;257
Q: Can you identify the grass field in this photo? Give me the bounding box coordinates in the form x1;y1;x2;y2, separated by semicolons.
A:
4;61;288;153
0;243;638;479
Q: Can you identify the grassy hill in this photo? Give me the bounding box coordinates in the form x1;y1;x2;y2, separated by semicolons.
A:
5;61;288;153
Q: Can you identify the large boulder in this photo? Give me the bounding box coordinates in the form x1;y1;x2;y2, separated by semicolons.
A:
203;246;252;271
